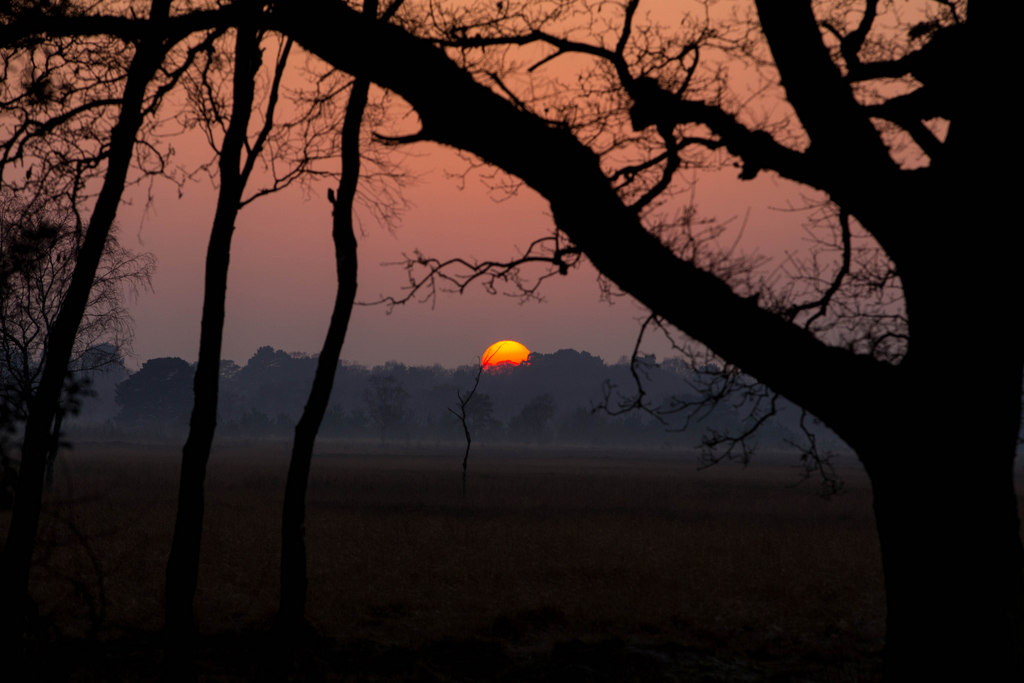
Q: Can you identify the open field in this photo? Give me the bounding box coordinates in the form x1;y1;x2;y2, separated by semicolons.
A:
3;442;906;680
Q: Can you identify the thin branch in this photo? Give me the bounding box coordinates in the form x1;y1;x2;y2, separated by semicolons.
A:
698;391;778;468
448;347;496;498
361;234;581;310
787;210;852;328
784;409;844;497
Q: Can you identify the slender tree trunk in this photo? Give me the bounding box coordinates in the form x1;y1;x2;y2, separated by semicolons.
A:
44;407;63;488
0;0;169;639
164;26;262;665
277;71;368;634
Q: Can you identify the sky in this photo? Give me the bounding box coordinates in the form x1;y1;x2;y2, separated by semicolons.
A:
118;147;809;371
110;3;817;372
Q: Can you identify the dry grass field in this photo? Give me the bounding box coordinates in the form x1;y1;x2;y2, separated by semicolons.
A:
3;441;898;680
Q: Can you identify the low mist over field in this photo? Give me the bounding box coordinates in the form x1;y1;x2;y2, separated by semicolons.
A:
67;346;845;457
2;348;895;678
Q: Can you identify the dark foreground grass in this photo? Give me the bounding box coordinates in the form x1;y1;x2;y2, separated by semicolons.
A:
3;442;896;680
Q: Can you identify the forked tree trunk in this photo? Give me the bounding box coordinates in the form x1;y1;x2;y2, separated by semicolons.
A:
0;0;170;640
277;72;367;634
164;26;262;665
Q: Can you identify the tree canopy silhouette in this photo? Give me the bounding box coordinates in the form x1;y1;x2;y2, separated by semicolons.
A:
1;198;152;502
0;0;178;638
263;3;1019;674
0;1;1018;677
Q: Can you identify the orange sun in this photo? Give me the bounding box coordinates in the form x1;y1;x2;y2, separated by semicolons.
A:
482;340;530;371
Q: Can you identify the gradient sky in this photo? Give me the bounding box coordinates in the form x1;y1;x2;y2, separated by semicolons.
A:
113;7;815;372
119;143;809;371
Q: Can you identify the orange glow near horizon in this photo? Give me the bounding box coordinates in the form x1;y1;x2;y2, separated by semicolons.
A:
482;340;530;370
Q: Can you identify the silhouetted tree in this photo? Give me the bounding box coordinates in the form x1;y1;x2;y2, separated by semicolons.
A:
465;393;497;436
278;0;401;635
363;374;410;441
165;18;293;663
509;393;557;443
6;2;1018;675
261;2;1021;675
114;357;194;427
0;0;178;639
0;200;153;487
450;353;488;496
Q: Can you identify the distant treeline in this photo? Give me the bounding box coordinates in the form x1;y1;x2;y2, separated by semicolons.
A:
66;346;838;452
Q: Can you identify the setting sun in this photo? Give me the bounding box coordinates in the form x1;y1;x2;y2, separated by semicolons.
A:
482;340;530;370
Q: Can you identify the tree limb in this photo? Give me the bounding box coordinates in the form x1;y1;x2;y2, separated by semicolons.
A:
268;0;895;440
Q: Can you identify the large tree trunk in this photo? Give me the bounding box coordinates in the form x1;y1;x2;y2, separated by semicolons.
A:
0;0;170;640
277;70;367;634
862;202;1024;677
858;376;1024;678
164;26;261;666
868;453;1023;678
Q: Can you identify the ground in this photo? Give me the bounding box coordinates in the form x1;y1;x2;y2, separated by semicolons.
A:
3;441;898;680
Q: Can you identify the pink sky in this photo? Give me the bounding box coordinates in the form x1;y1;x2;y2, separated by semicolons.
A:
104;2;824;371
119;142;810;370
